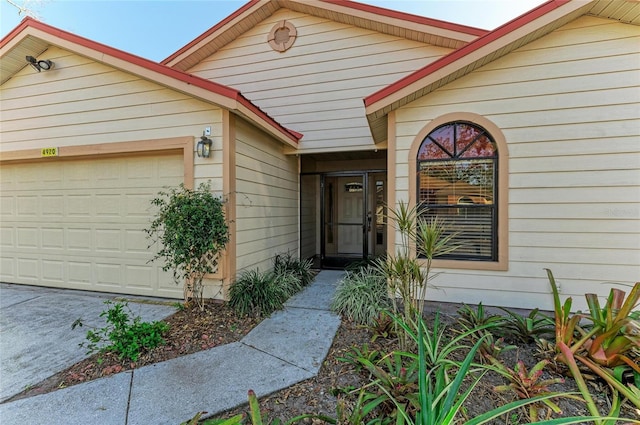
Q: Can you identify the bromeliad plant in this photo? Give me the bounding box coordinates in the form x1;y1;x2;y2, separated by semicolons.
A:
547;270;640;372
497;307;555;344
583;284;640;371
546;269;640;419
455;303;515;362
489;358;566;422
370;312;612;425
456;302;505;330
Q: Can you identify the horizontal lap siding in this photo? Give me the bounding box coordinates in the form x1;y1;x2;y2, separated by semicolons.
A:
1;48;226;296
0;47;223;155
188;9;452;153
235;119;298;272
300;175;319;260
395;16;640;310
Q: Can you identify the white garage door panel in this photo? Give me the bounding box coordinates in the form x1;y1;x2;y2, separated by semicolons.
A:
0;155;185;298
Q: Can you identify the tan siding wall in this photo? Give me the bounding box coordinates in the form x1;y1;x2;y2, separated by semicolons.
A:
1;47;223;167
300;174;320;259
235;118;299;272
188;9;453;153
1;47;228;296
1;46;225;194
394;16;640;310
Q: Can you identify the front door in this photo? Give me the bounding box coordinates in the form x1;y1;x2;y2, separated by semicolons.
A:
322;174;366;268
337;176;364;255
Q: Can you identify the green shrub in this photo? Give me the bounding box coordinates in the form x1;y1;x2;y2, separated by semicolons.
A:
146;182;229;310
73;301;169;362
331;266;391;326
229;269;288;318
272;252;315;287
229;253;316;318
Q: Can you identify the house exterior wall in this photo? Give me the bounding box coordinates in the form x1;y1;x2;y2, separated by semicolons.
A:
0;46;227;298
1;47;223;154
234;118;299;273
393;16;640;310
300;174;320;260
186;8;454;154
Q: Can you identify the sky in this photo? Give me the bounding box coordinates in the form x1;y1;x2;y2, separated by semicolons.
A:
1;0;547;62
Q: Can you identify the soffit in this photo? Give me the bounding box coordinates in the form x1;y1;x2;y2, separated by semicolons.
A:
0;35;48;85
365;0;640;143
164;0;484;71
0;20;301;147
588;0;640;25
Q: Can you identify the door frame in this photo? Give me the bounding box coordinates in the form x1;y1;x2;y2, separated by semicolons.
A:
319;170;385;268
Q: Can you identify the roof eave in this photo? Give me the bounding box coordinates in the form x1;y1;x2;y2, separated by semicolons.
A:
1;18;301;147
163;0;488;71
363;0;598;143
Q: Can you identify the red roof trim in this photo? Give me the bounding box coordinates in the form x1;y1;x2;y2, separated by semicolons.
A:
1;17;300;144
162;0;260;65
0;16;31;46
323;0;487;36
162;0;488;66
364;0;568;108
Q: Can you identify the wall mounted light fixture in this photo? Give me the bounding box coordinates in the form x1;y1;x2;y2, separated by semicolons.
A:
26;56;54;72
196;134;213;158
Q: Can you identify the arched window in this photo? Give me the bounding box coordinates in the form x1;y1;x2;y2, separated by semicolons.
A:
417;121;497;261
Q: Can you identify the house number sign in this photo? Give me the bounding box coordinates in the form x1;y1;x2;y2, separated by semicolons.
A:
41;147;59;157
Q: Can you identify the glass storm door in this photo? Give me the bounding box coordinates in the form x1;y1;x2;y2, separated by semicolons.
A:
322;174;366;267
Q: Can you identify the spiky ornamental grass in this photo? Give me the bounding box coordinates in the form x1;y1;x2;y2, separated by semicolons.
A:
229;269;288;318
273;252;315;287
330;266;391;326
229;252;315;318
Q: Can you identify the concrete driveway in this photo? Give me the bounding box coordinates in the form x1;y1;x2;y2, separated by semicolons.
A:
0;283;176;402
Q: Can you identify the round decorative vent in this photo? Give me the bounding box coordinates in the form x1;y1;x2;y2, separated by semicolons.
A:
268;20;297;52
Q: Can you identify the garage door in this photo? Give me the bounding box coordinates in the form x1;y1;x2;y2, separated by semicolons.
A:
0;154;185;298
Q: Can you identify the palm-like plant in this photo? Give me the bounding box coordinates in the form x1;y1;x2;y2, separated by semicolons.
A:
375;200;460;349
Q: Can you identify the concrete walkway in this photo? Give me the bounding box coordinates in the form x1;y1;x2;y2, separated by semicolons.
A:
0;270;343;425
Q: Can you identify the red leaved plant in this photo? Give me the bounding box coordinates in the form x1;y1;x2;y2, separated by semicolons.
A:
546;269;640;419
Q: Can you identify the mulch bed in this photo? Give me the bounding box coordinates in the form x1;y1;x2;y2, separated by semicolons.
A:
6;301;639;424
5;300;261;403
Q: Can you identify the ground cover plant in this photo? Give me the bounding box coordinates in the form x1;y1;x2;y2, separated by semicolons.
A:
72;300;169;362
208;264;638;424
331;266;391;326
7;262;639;423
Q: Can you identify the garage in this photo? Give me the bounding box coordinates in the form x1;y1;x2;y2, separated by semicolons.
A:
0;153;185;298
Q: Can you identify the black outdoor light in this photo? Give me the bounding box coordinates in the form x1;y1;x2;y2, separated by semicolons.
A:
26;56;54;72
196;134;213;158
